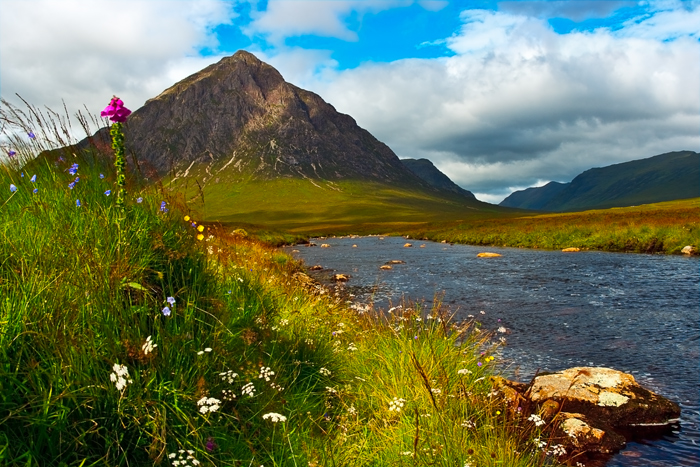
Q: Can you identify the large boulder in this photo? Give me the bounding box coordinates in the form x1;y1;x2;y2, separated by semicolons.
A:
492;367;680;465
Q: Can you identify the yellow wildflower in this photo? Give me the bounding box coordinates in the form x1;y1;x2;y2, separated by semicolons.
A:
184;215;190;222
197;225;205;232
197;234;204;241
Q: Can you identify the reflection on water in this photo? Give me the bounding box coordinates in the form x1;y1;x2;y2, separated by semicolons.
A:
285;236;700;467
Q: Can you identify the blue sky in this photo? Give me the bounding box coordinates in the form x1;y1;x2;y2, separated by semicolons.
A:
1;0;698;202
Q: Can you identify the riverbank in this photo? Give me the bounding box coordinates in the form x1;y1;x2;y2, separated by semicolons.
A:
397;198;699;255
1;153;569;466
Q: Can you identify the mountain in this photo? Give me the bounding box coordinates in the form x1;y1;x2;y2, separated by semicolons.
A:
401;158;475;199
500;151;700;212
78;50;505;230
88;50;431;187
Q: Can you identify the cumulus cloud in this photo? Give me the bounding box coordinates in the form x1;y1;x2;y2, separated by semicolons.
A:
310;5;699;202
0;0;235;119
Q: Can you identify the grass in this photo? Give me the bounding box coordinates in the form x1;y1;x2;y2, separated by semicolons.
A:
400;199;699;254
0;102;570;466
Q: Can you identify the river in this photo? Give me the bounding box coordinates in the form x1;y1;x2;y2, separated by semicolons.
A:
284;235;700;467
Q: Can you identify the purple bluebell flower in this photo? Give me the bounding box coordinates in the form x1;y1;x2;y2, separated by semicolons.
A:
76;199;81;207
68;181;76;190
162;306;171;316
136;197;143;203
21;172;24;177
33;188;38;194
166;297;176;306
28;131;35;139
30;174;36;182
104;190;111;196
160;201;168;212
58;156;65;162
10;184;17;193
205;437;217;452
99;173;104;179
8;150;16;158
68;163;79;175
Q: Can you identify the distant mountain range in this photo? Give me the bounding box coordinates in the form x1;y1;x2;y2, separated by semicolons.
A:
500;151;699;211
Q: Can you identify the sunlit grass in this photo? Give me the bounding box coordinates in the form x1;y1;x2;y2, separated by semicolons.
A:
0;101;564;466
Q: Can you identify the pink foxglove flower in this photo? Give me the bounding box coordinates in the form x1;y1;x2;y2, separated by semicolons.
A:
100;96;131;123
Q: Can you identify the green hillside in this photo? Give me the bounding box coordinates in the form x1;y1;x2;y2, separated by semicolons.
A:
501;151;700;212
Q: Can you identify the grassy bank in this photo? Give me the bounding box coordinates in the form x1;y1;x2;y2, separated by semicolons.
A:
398;199;699;254
0;108;567;466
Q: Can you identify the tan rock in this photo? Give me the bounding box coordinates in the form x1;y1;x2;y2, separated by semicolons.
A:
477;252;502;257
352;244;357;248
403;243;412;248
380;265;392;270
321;243;330;248
331;274;349;282
309;265;323;271
388;260;405;264
681;245;697;255
420;244;426;248
562;247;580;252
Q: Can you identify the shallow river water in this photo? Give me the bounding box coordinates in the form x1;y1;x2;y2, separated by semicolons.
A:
284;236;700;467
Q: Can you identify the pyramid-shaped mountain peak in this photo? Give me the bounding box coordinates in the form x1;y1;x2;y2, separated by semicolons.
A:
111;50;422;187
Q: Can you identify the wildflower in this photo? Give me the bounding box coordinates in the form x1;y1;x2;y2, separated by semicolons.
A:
498;326;507;333
160;201;168;212
528;414;546;427
205;437;217;452
33;188;38;194
162;306;171;316
68;181;76;189
241;382;256;397
136;197;143;203
319;367;331;376
142;335;157;355
76;199;81;207
168;449;200;467
388;397;406;412
21;172;24;177
8;150;16;158
101;96;131;123
197;396;221;414
28;131;35;139
457;369;472;375
262;412;287;423
109;363;133;391
68;163;79;175
9;184;17;193
184;215;190;221
219;370;238;384
197;225;204;232
258;366;275;381
104;190;111;196
477;362;482;367
30;174;36;182
197;234;204;241
167;296;176;306
99;173;105;179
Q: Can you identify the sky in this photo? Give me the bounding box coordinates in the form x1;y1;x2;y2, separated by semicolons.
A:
1;0;698;203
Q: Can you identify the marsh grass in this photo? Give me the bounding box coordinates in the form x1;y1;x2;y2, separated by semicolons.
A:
0;101;563;466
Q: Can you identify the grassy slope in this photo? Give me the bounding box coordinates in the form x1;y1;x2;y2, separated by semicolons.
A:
1;147;566;466
402;198;699;254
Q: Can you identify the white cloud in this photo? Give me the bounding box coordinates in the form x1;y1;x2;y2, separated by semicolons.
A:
306;6;699;202
0;0;235;120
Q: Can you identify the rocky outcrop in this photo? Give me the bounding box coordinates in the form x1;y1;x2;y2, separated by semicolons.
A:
492;367;680;465
477;252;502;257
562;247;580;252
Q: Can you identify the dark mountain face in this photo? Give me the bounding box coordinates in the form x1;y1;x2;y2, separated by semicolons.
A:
94;50;426;186
401;158;475;199
499;151;700;212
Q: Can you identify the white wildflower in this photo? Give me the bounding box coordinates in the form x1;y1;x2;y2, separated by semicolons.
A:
347;343;358;351
326;386;337;394
141;335;157;355
241;382;256;397
497;326;507;333
388;397;406;412
262;412;287;423
197;396;221;414
168;449;200;467
457;369;472;375
219;370;238;384
110;363;133;391
528;414;546;427
319;367;331;376
259;366;275;381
